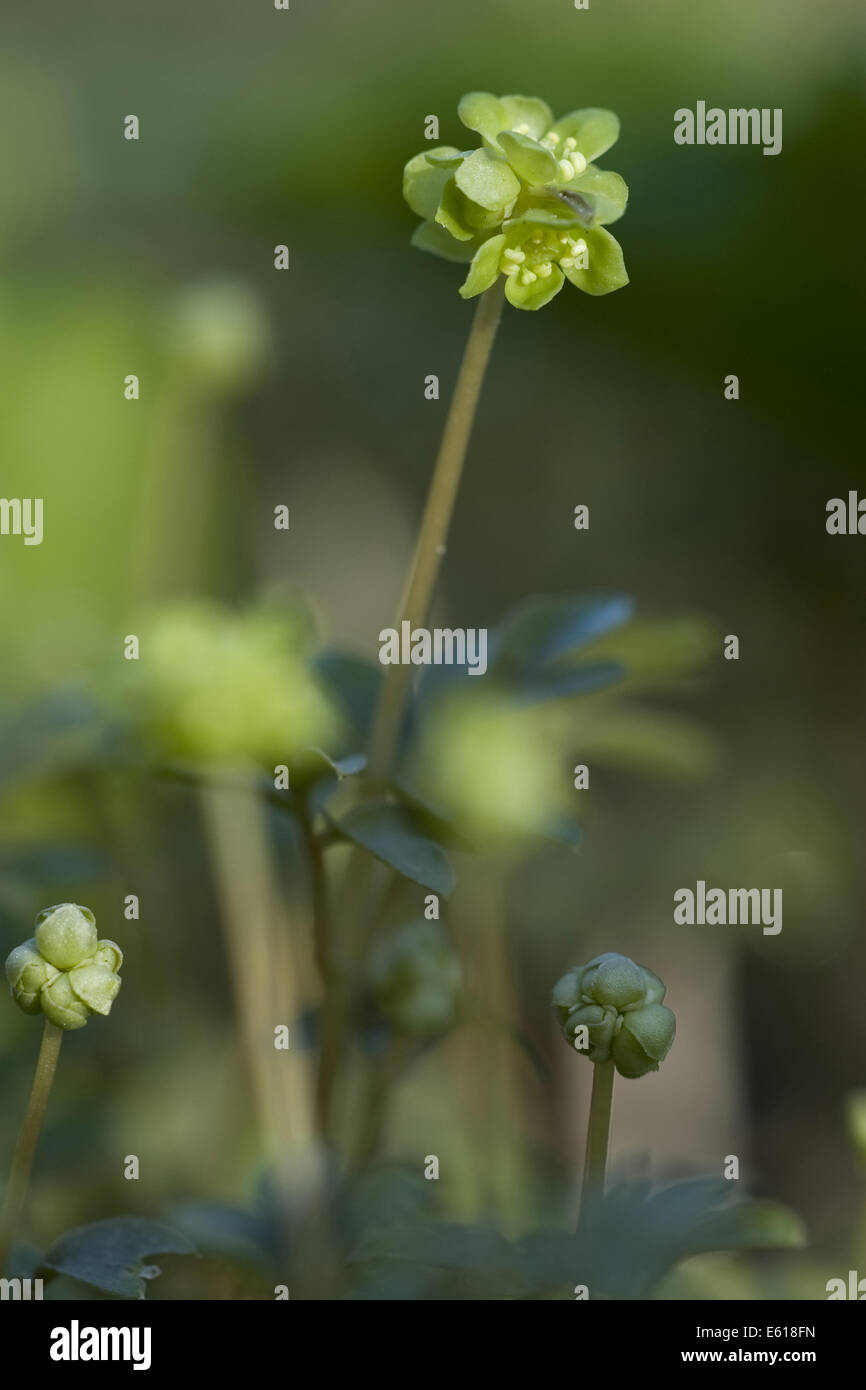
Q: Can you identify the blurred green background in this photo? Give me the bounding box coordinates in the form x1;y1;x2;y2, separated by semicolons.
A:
1;0;865;1298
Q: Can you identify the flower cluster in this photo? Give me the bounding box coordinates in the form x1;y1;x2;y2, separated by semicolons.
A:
552;952;675;1078
5;904;122;1030
368;920;462;1036
404;92;629;310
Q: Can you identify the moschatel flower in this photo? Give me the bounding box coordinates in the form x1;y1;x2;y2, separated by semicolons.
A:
552;952;675;1078
404;92;629;310
368;920;462;1036
5;904;122;1030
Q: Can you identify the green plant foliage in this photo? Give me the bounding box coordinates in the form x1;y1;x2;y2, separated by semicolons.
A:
41;1217;197;1299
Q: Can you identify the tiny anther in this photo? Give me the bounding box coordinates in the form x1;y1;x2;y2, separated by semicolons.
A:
521;269;538;285
558;159;576;180
503;248;525;262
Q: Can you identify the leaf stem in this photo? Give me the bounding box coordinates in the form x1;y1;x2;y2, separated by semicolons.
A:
0;1020;63;1275
366;279;506;786
297;791;343;1140
579;1059;614;1225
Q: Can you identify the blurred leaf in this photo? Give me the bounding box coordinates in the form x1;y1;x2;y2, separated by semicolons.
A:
42;1217;197;1300
581;617;717;689
575;709;719;780
170;1201;275;1270
347;1221;522;1299
290;746;366;795
510;660;625;706
329;801;455;896
0;690;107;790
492;594;634;677
315;651;382;743
570;1180;805;1299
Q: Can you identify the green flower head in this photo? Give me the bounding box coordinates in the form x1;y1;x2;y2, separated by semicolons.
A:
552;952;675;1078
404;92;629;310
368;920;462;1037
5;904;122;1031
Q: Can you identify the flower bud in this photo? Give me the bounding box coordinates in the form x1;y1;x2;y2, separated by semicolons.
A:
5;906;122;1030
553;951;675;1078
35;903;98;971
5;939;59;1014
368;920;462;1037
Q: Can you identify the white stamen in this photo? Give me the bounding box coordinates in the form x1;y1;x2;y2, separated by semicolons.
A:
558;159;576;180
521;270;537;285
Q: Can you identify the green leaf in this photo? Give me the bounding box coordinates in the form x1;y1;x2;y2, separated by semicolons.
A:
43;1218;197;1299
504;264;564;311
510;660;624;706
498;131;557;185
562;225;629;296
574;1180;805;1299
551;108;621;161
434;177;475;241
330;801;455;896
289;746;366;791
410;220;479;264
402;151;454;221
457;91;508;143
493;594;634;676
459;235;505;300
455;148;520;212
500;94;554;141
315;650;382;742
566;167;629;225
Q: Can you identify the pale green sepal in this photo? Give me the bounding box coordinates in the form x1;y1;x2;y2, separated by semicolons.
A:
41;973;89;1030
457;92;508;143
35;903;98;971
434;178;475;241
459;235;506;299
411;220;479;263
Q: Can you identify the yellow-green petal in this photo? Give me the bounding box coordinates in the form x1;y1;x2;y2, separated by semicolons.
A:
457;91;508;143
562;226;629;295
69;962;121;1016
551;107;621;162
500;94;554;141
454;148;520;213
403;150;455;221
504;264;565;311
459;234;505;299
41;973;90;1030
498;131;557;185
565;166;629;226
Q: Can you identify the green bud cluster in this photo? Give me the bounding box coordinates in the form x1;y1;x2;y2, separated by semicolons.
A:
5;904;122;1030
552;952;675;1078
404;92;629;310
368;920;462;1037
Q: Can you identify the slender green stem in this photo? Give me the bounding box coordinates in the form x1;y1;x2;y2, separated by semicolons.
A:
579;1059;615;1225
320;284;506;1152
297;791;343;1140
366;279;506;787
0;1021;63;1275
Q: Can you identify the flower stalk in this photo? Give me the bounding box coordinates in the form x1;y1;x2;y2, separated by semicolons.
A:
579;1057;614;1221
0;1020;63;1275
366;277;505;786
